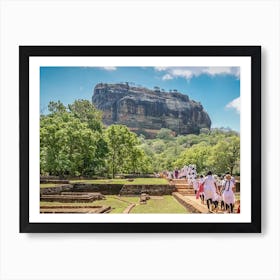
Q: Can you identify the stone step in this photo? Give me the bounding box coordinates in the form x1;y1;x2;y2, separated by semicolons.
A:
40;193;103;203
175;184;193;188
172;192;208;213
177;190;195;193
178;192;195;195
175;186;193;189
171;179;188;184
176;189;194;193
40;205;111;214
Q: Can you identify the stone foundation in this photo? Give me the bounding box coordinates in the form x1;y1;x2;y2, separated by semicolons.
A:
40;192;104;203
120;185;176;196
40;185;74;195
40;183;176;196
40;205;110;213
72;183;124;195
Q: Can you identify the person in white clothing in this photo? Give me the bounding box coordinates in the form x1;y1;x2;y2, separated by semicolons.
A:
225;172;235;184
212;192;221;212
202;171;217;212
219;175;226;210
222;174;236;213
192;177;199;195
186;166;191;181
167;171;172;179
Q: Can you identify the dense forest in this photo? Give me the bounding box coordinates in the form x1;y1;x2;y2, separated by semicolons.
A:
40;100;240;178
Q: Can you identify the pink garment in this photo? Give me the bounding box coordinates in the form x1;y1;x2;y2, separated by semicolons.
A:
196;183;204;199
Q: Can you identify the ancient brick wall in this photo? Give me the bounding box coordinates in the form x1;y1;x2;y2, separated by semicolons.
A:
40;183;176;196
40;185;74;195
72;184;124;195
119;185;176;196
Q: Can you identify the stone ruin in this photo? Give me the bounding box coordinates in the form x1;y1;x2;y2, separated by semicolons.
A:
40;192;105;203
139;193;150;204
40;189;108;214
40;205;110;214
40;182;178;213
119;184;176;196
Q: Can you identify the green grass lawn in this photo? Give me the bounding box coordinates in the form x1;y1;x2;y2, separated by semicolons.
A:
131;196;188;214
69;179;127;184
40;195;188;214
40;183;66;188
40;178;169;188
40;195;139;213
69;178;169;185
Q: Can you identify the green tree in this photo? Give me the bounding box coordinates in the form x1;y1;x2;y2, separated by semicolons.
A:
174;142;212;174
105;125;139;178
68;99;103;131
48;101;67;114
152;140;165;153
156;128;174;140
69;99;108;170
200;127;210;134
208;136;240;175
40;113;101;176
40;101;108;176
125;147;152;174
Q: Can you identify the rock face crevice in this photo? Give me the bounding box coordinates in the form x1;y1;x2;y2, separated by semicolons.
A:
92;83;211;137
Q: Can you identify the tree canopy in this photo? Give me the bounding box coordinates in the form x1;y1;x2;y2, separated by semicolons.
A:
40;100;107;176
40;100;240;177
105;125;151;178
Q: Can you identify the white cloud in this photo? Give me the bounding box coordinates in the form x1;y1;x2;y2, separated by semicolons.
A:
226;97;240;113
156;66;240;81
154;66;167;71
162;73;173;80
203;67;240;78
202;67;232;76
101;66;117;71
170;69;193;79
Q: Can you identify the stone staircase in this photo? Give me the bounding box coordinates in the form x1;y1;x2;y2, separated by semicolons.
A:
172;192;208;213
171;179;195;196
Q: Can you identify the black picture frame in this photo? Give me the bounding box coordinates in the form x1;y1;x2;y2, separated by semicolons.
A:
20;46;261;233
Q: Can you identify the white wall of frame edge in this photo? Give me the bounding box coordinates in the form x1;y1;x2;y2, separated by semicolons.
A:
0;1;279;280
29;56;251;224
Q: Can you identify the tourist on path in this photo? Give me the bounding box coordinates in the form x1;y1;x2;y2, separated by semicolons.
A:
196;175;205;204
167;171;173;179
222;174;236;213
174;169;179;179
192;176;199;195
212;191;221;212
202;171;217;212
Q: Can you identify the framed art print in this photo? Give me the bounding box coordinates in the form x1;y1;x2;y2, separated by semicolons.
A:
19;46;261;233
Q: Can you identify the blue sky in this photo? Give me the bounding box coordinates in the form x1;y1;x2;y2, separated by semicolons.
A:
40;66;240;131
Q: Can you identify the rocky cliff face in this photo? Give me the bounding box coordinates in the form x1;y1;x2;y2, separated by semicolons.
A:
92;83;211;137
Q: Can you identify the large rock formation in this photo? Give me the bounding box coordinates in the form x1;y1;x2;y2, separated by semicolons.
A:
92;83;211;137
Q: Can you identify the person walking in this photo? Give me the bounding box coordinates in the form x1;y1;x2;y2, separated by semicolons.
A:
222;174;236;213
192;176;199;195
196;175;205;204
202;171;217;212
174;168;179;179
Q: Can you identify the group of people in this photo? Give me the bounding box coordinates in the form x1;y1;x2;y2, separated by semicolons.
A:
191;171;238;213
166;165;197;181
158;165;239;214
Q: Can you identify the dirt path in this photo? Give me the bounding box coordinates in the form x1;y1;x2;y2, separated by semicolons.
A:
123;203;136;214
